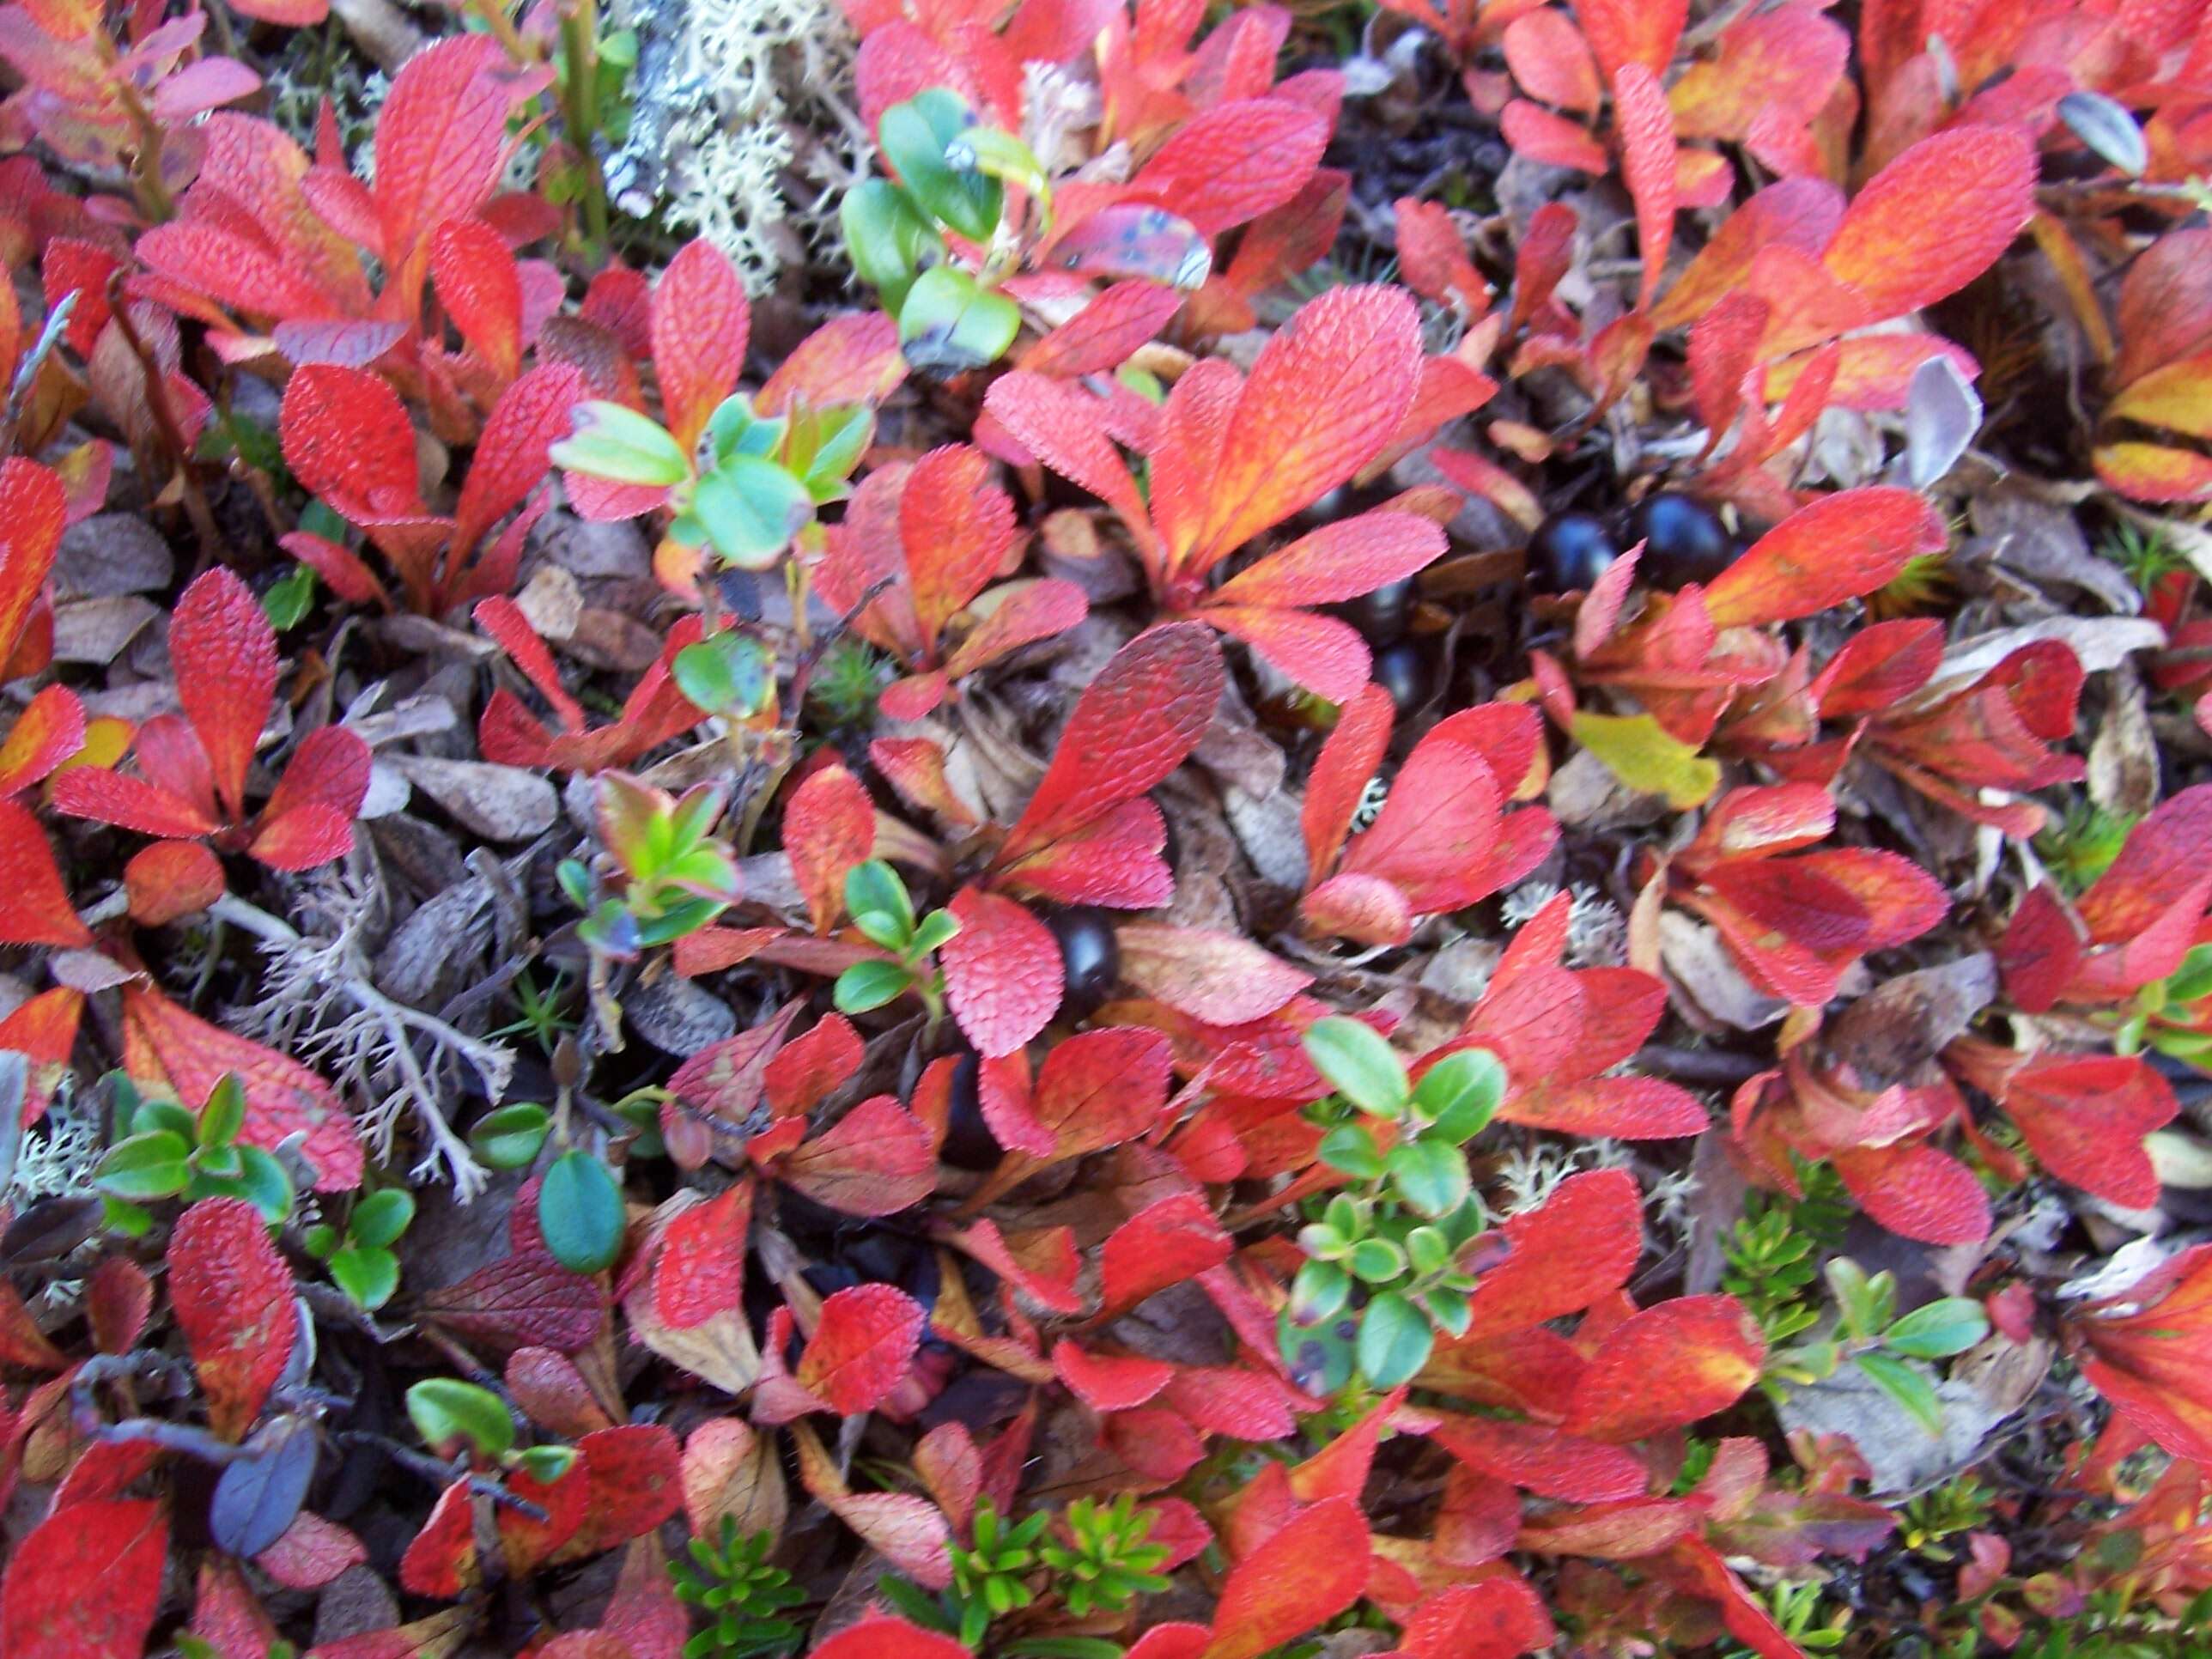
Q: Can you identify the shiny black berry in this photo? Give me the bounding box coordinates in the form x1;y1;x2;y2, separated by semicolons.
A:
1370;639;1425;714
1048;907;1120;1018
1336;577;1417;648
942;1052;1000;1171
1626;492;1735;588
1529;511;1619;592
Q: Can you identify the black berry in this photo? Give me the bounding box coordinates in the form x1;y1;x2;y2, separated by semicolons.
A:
1336;577;1417;647
1048;906;1120;1018
1370;639;1425;714
942;1052;1000;1171
1529;511;1619;592
1626;492;1735;587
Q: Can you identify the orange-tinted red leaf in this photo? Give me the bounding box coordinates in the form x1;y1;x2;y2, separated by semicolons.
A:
777;1095;937;1215
0;457;64;671
1468;1169;1642;1337
783;763;874;935
1129;98;1327;237
1390;1579;1556;1659
902;445;1018;650
0;798;90;946
1831;1143;1991;1245
653;240;750;453
812;1617;975;1659
1701;486;1945;629
1503;9;1599;111
1820;126;2035;321
0;1498;166;1659
655;1182;752;1328
765;1012;863;1116
941;886;1062;1058
1100;1191;1232;1315
1612;64;1676;309
171;1197;295;1440
796;1283;924;1413
431;215;521;382
124;986;362;1189
125;838;226;926
1114;922;1312;1024
1199;1495;1370;1659
1578;0;1685;82
170;568;277;823
1563;1295;1764;1442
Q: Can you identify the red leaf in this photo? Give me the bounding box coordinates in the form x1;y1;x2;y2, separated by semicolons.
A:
902;444;1018;652
170;568;278;824
1129;99;1328;237
1053;1340;1173;1410
1426;1412;1649;1502
123;985;363;1190
1200;1495;1371;1659
997;623;1222;866
812;1618;975;1659
1210;512;1446;609
1202;605;1372;703
51;765;219;840
1113;922;1312;1024
1019;281;1185;376
981;371;1153;538
1468;1169;1643;1337
1390;1580;1556;1659
453;362;586;562
399;1478;480;1597
1338;728;1503;913
783;763;874;935
1820;126;2036;322
565;1425;683;1558
777;1095;937;1215
1300;870;1415;947
1701;486;1945;629
764;1012;863;1116
654;1182;752;1328
1183;286;1421;573
255;1512;368;1589
280;363;427;521
0;683;81;800
170;1198;296;1440
0;799;90;947
125;839;226;927
1831;1143;1992;1245
0;1499;166;1659
667;1000;801;1121
1612;64;1676;310
1503;9;1600;111
1303;683;1392;884
417;1247;607;1352
1100;1192;1232;1315
653;240;751;453
0;457;65;669
796;1283;925;1413
1562;1295;1765;1442
941;887;1063;1058
1577;0;1686;82
248;727;371;870
431;215;521;381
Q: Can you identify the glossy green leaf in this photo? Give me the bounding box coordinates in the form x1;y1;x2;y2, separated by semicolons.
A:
834;958;915;1013
691;456;815;570
1882;1297;1990;1360
406;1377;516;1461
538;1148;626;1274
1357;1291;1435;1389
1302;1017;1407;1117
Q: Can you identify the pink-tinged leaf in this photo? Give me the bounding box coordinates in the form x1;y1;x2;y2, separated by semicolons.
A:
1562;1295;1765;1442
1114;923;1313;1024
1612;64;1676;310
1019;281;1185;376
941;887;1063;1058
1468;1169;1643;1336
765;1014;863;1117
998;623;1222;865
1577;0;1686;82
1820;126;2036;321
1700;486;1946;629
777;1096;937;1216
169;567;277;823
1503;9;1600;111
1189;286;1422;569
51;765;219;840
280;363;426;517
795;1283;925;1413
982;371;1152;537
1301;871;1415;946
1832;1143;1992;1245
1303;682;1392;884
812;1618;975;1659
1101;1192;1231;1315
122;986;363;1190
669;1001;802;1121
431;215;521;382
125;839;227;927
1212;512;1447;609
792;1420;954;1585
1425;1412;1650;1502
1130;99;1328;237
0;1499;167;1659
1203;605;1372;702
0;457;64;669
902;445;1018;650
652;240;750;453
1340;732;1502;912
170;1197;295;1440
453;362;587;560
256;1512;368;1590
1199;1495;1371;1659
783;764;875;934
0;798;90;946
1054;1340;1174;1410
1499;100;1611;173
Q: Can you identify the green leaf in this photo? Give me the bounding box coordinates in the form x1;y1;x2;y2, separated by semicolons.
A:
845;860;915;940
1882;1297;1990;1360
896;266;1021;374
1824;1256;1886;1342
1357;1291;1435;1389
513;1444;579;1482
548;401;691;487
787;404;874;502
262;563;317;631
538;1149;626;1274
406;1377;516;1461
691;456;815;570
702;393;787;465
131;1097;197;1140
1387;1137;1471;1219
233;1147;295;1224
1301;1017;1407;1117
841;177;942;315
878;88;1002;243
672;631;775;717
1316;1122;1384;1180
1278;1303;1355;1395
470;1103;552;1170
197;1074;246;1149
835;959;915;1014
2166;944;2212;1006
93;1130;191;1200
1570;710;1722;809
330;1245;400;1310
1287;1257;1350;1327
909;908;960;959
350;1189;416;1250
1855;1351;1943;1437
1419;1285;1473;1339
1347;1237;1407;1284
1413;1048;1507;1142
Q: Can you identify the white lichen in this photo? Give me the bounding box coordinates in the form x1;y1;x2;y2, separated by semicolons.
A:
1499;878;1628;967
